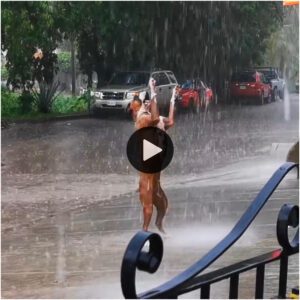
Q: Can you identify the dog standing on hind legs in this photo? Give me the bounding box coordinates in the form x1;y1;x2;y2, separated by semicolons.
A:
130;78;177;233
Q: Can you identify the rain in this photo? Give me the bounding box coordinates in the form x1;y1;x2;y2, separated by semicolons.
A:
1;1;299;299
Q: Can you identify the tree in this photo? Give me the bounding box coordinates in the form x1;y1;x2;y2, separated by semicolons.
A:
1;2;62;90
53;2;88;95
2;1;283;101
264;5;299;85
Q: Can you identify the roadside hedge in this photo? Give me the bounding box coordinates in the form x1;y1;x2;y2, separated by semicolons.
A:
52;95;87;113
1;89;21;117
1;89;88;119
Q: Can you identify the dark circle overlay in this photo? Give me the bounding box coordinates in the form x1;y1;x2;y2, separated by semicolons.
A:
126;127;174;173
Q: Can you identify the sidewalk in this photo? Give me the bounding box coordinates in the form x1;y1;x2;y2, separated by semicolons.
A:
164;150;297;191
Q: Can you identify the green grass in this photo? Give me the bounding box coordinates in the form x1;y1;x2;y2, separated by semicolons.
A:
1;89;89;121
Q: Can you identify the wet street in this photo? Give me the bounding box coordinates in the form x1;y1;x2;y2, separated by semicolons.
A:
1;95;299;298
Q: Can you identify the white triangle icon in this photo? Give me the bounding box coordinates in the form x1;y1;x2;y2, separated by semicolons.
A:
143;139;162;161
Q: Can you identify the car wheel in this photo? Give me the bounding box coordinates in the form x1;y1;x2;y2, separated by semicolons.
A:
194;99;201;114
91;106;102;117
279;86;285;100
267;92;272;103
189;98;197;114
273;87;279;102
234;97;240;105
260;93;264;105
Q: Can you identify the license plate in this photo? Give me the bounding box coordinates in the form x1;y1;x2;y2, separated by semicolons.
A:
239;86;246;89
107;101;116;106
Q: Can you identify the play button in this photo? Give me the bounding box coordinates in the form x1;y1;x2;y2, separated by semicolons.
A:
127;127;174;173
143;139;162;161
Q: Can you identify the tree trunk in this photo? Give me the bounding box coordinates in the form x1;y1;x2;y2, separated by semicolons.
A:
71;36;76;96
87;71;93;89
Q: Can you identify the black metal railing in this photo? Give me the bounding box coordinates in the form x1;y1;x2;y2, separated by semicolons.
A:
121;162;299;299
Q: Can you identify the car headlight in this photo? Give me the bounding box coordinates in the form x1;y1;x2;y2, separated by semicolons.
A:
94;92;103;99
126;92;137;99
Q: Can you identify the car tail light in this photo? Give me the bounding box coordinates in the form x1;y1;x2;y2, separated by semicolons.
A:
250;84;256;88
235;83;239;86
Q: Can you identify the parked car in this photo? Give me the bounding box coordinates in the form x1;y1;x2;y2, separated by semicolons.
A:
176;79;213;113
176;80;201;113
254;67;285;101
195;78;214;109
92;70;178;113
230;71;272;105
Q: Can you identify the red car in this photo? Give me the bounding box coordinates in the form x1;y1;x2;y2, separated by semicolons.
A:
176;80;200;113
176;79;213;113
230;71;271;104
196;79;214;110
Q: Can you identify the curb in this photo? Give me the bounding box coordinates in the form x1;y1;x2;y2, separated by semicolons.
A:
3;113;92;124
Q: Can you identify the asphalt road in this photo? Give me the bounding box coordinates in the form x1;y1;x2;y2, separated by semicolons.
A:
1;94;299;298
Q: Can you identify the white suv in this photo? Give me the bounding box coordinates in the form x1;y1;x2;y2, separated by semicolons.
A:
92;70;178;113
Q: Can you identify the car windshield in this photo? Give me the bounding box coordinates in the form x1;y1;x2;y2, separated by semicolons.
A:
231;72;256;83
109;72;149;85
260;71;277;80
182;81;193;89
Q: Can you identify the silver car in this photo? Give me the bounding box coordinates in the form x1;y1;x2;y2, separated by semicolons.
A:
92;70;178;113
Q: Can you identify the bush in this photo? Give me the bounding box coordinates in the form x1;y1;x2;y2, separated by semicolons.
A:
1;89;88;119
1;67;8;80
1;89;21;117
79;90;92;113
32;81;61;113
53;95;87;113
57;51;71;73
19;91;35;114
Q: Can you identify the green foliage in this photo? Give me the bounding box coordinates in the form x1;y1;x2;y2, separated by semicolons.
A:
1;67;9;80
19;90;35;114
264;6;299;85
79;90;92;113
1;2;61;89
53;95;87;113
57;51;71;72
1;85;88;120
1;89;88;119
1;89;21;117
2;1;284;98
72;1;283;93
32;81;61;113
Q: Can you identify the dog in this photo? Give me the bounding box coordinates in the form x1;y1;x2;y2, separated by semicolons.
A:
286;141;299;178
